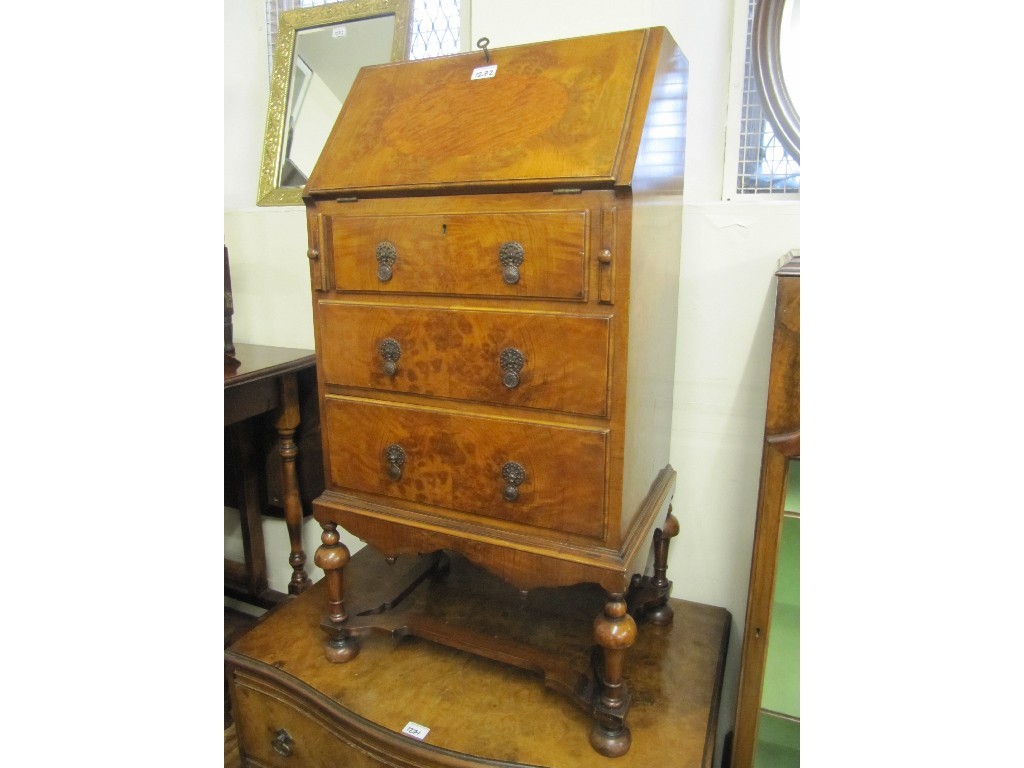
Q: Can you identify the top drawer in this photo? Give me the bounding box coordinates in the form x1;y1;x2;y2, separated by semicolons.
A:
326;210;588;300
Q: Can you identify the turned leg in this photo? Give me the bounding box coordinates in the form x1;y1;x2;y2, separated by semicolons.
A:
644;509;680;626
590;593;637;757
276;373;311;595
314;523;359;662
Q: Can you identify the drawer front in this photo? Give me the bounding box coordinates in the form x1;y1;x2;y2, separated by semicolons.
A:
324;398;607;539
328;210;588;299
232;676;385;768
319;303;611;417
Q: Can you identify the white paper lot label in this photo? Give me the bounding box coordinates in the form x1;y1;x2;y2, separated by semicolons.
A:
471;64;497;80
402;722;430;740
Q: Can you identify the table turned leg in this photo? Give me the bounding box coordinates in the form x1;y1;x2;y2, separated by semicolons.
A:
275;373;311;595
314;523;359;662
590;592;637;757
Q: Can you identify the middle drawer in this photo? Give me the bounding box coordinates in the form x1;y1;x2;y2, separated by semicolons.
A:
319;303;611;417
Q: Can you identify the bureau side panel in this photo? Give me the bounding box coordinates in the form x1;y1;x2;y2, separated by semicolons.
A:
619;31;687;542
619;194;682;541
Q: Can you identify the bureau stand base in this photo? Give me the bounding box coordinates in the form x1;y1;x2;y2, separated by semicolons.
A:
314;545;680;758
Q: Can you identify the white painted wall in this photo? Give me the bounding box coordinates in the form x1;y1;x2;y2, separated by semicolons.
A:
225;0;799;761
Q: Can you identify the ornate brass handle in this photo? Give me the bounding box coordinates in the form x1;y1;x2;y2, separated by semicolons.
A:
376;241;397;282
499;241;524;285
379;338;401;377
271;728;294;758
385;444;406;480
500;347;525;389
501;461;526;501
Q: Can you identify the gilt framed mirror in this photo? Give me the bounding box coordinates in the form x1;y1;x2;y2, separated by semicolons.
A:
752;0;800;163
257;0;413;206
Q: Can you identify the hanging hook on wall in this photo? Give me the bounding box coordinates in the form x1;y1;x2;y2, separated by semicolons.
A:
477;37;490;63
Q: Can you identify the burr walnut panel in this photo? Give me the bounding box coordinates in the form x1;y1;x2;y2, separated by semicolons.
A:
327;210;589;300
305;31;648;193
323;396;608;539
318;302;611;417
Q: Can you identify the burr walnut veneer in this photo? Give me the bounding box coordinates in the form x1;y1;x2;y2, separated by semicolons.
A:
302;28;689;755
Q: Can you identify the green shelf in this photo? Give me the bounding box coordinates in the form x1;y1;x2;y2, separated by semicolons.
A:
785;459;799;515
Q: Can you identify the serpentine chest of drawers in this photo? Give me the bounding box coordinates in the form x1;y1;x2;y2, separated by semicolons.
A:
302;27;689;756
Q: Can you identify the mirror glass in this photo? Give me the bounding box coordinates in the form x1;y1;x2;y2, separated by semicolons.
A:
753;0;800;163
281;16;395;187
258;1;411;206
779;0;799;120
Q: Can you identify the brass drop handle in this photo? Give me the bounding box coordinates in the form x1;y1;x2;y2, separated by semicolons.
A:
385;444;407;481
272;728;294;758
500;347;525;389
499;241;524;285
501;461;526;501
379;338;401;377
377;241;397;282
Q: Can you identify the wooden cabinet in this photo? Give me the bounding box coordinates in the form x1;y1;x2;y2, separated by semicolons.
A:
226;546;731;768
731;254;800;768
302;28;689;756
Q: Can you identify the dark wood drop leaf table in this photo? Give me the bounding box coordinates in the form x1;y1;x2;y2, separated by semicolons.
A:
225;343;316;604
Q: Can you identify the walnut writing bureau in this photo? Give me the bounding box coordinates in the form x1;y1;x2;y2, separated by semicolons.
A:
301;28;689;755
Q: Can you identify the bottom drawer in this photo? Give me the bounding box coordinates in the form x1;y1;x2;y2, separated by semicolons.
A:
323;397;609;539
232;672;385;768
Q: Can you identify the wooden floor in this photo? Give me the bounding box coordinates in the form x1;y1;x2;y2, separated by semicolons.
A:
225;606;261;647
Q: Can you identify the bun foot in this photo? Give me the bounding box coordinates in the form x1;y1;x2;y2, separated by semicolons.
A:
644;601;675;626
325;635;360;663
589;722;631;757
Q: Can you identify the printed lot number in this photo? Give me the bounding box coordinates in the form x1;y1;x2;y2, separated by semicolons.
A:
402;722;430;740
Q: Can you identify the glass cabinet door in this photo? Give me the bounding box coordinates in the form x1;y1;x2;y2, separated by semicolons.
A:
731;253;798;768
754;458;800;767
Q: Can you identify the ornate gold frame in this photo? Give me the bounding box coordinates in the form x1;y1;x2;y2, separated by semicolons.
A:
257;0;412;206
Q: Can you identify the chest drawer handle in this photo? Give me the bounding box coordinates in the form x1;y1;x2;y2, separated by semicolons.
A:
499;241;524;285
385;444;407;480
499;347;525;388
271;728;294;758
379;338;402;377
501;461;526;501
376;241;397;282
